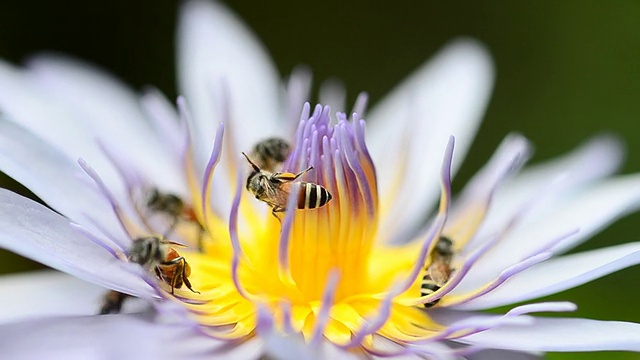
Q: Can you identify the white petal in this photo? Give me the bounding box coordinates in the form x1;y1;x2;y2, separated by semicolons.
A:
0;118;123;233
454;174;640;294
26;55;184;193
459;317;640;352
177;0;281;164
0;60;123;190
444;134;530;247
0;314;260;360
479;134;624;240
0;271;147;324
0;189;152;297
453;242;640;310
367;39;495;242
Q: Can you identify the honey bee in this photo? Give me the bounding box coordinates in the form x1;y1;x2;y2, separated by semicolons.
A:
421;236;455;308
145;188;200;234
242;152;333;218
128;236;199;295
249;137;291;172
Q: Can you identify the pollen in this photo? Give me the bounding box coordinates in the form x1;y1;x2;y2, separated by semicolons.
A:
128;104;468;352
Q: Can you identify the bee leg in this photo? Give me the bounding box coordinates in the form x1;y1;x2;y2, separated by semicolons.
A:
183;271;200;294
162;217;179;239
292;166;313;180
99;290;130;315
271;206;285;224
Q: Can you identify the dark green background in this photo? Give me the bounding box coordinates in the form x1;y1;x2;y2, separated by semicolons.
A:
1;1;639;359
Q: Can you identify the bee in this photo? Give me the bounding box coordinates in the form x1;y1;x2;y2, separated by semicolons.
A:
128;236;199;295
99;290;130;315
421;236;455;308
145;188;200;234
242;152;333;218
249;137;291;172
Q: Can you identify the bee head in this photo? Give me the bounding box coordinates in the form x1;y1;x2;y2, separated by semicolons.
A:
246;171;268;198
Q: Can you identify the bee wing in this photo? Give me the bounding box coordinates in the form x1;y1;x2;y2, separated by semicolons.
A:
271;182;293;209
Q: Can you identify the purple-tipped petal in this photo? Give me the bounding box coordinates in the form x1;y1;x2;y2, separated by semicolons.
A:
464;174;640;288
482;134;625;238
454;242;640;310
0;189;153;298
0;118;124;236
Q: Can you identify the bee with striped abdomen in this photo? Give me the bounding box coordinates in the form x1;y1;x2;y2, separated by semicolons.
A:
242;152;332;219
99;235;199;314
421;236;455;308
128;235;199;295
250;137;291;172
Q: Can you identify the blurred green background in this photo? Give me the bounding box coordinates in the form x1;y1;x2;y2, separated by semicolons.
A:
1;1;640;359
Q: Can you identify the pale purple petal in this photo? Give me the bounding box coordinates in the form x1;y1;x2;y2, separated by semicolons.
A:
139;87;183;158
0;189;152;298
285;65;313;131
481;135;624;238
0;60;123;190
458;174;640;291
318;78;346;115
178;0;281;166
444;134;530;247
0;118;126;236
0;271;148;324
0;313;262;360
369;39;495;242
458;317;640;352
26;55;185;193
453;242;640;310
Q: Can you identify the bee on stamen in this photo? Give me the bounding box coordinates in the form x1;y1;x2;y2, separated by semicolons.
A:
249;137;291;172
242;152;332;219
421;236;455;308
143;188;205;249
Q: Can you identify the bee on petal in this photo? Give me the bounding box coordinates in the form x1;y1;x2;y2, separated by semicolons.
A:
421;236;454;308
128;235;199;295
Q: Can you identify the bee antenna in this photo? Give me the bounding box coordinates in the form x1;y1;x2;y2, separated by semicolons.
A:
241;152;261;172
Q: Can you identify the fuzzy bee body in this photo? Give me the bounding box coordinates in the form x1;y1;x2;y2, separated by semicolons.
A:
242;152;332;218
250;137;291;172
297;182;332;209
128;236;198;295
145;188;200;234
421;236;455;308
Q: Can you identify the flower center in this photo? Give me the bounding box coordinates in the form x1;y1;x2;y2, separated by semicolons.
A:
84;103;468;351
169;104;454;347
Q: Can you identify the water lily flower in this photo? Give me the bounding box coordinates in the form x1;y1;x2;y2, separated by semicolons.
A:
0;1;640;359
